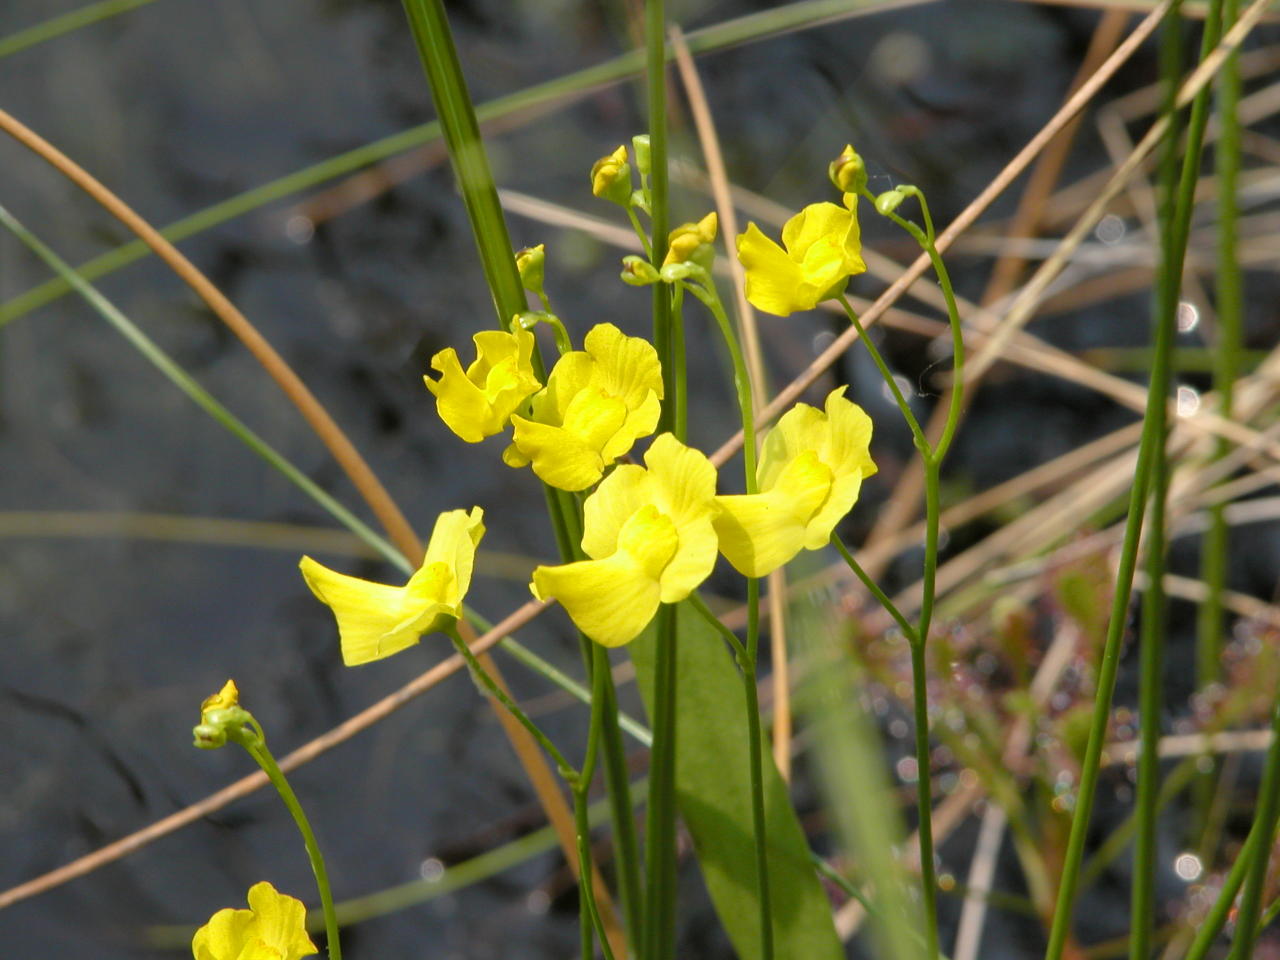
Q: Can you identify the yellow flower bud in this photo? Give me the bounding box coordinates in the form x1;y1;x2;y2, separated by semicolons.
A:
829;143;867;195
515;244;546;296
590;145;632;205
663;211;718;269
200;679;239;722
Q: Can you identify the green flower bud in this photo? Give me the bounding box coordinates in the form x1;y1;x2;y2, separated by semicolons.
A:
829;144;867;195
875;189;907;216
631;134;651;177
590;145;632;206
621;256;661;286
515;244;545;296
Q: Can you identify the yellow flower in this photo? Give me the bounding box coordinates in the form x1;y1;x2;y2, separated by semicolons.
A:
424;329;541;443
300;507;484;666
663;212;718;267
504;323;663;491
531;434;719;646
192;881;317;960
714;387;877;577
735;198;866;316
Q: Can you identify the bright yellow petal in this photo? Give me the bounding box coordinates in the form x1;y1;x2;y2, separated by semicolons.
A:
641;434;720;601
509;415;608;492
425;347;492;443
584;323;665;407
714;451;833;577
193;907;255;960
299;557;420;666
781;202;851;259
756;402;825;492
580;464;651;560
737;222;805;316
244;883;317;960
536;352;596;423
802;389;877;548
532;506;677;646
600;388;661;463
419;506;485;607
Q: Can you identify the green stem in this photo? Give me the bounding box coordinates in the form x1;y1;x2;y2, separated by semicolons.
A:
231;732;342;960
647;0;676;439
0;203;408;575
686;589;773;959
398;0;526;328
1228;697;1280;960
0;0;160;60
832;533;918;643
576;644;618;960
1197;0;1242;837
444;625;578;782
1182;817;1260;960
643;602;679;960
837;296;927;451
684;279;757;485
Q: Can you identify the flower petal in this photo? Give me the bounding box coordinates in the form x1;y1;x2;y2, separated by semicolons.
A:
737;222;805;316
192;908;255;960
584;322;665;407
714;451;834;578
581;464;651;560
299;557;420;666
424;347;491;443
245;882;317;960
419;506;485;606
532;506;677;646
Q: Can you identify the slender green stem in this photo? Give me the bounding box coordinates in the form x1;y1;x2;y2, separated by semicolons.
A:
832;533;918;643
671;283;689;441
445;625;578;781
0;0;160;60
837;296;927;450
599;670;646;948
399;0;526;328
1135;3;1218;951
1182;823;1259;960
684;279;757;485
1197;0;1242;836
1228;697;1280;959
627;207;654;259
643;603;679;960
686;590;773;959
647;0;677;440
1040;46;1183;960
0;203;408;574
908;635;940;960
576;644;618;960
231;732;342;960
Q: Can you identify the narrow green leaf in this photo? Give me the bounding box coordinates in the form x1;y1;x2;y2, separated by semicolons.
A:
630;603;843;960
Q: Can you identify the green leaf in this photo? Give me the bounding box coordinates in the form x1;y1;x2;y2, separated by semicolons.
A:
630;602;843;959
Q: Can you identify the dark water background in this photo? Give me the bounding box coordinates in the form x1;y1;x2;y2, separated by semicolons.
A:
3;0;1274;956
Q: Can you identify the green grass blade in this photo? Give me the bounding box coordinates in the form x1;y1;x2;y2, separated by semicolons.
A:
0;0;161;60
0;201;407;574
0;0;906;331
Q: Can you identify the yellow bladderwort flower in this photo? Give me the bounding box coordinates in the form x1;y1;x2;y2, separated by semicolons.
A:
531;434;719;646
735;196;866;316
424;330;541;443
192;881;317;960
714;387;877;577
503;323;663;492
300;507;484;666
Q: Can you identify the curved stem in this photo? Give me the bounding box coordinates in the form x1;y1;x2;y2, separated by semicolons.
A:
837;295;927;451
832;533;917;644
684;279;757;486
233;734;342;960
445;625;578;781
